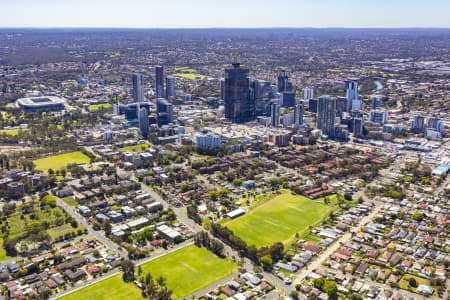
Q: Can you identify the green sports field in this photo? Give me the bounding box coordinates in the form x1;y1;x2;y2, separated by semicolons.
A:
139;245;237;299
33;151;91;173
224;190;334;247
0;129;21;136
118;143;149;152
173;73;206;80
59;274;142;300
88;103;112;112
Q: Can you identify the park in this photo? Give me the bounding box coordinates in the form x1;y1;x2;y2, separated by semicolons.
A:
139;245;237;299
224;190;335;248
59;245;237;300
33;151;91;173
59;274;142;300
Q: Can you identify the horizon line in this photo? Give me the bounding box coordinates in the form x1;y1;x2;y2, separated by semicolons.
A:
0;26;450;30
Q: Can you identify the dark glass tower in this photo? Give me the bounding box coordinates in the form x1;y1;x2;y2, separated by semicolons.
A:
155;66;165;99
277;70;289;93
224;62;255;123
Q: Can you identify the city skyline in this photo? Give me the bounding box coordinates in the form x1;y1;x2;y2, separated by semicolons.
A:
1;0;450;28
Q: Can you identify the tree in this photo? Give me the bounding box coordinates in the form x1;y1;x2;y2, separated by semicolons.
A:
260;255;273;270
121;259;135;282
289;291;299;300
408;277;418;288
104;221;112;236
411;212;423;221
268;242;284;262
313;278;325;289
324;281;338;299
208;190;219;201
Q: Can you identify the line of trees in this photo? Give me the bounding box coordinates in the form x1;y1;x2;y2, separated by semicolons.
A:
210;223;284;266
193;231;225;257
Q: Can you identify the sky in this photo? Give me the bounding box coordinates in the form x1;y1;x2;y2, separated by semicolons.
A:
1;0;449;28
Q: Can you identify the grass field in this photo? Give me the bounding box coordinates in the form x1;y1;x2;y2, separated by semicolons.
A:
0;129;21;136
88;103;112;112
173;73;206;80
174;67;197;73
224;190;334;247
33;151;90;173
59;274;143;300
63;197;78;207
47;224;84;239
139;245;237;299
118;143;149;152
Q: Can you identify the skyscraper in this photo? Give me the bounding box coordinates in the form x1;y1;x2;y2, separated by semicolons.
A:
270;101;280;127
139;106;149;138
277;70;289;93
224;62;255;123
281;91;295;107
411;115;425;133
369;110;389;125
309;98;318;113
220;79;225;100
336;96;347;119
251;79;272;116
345;79;362;112
353;118;364;137
166;76;176;98
427;117;443;133
132;73;144;102
301;87;314;100
156;98;173;126
294;103;304;127
155;66;165;99
317;95;336;138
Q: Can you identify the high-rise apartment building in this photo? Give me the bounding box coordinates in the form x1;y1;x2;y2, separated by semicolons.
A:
155;66;165;99
270;101;280;127
317;95;336;138
345;79;362;112
294;103;304;127
132;73;144;102
277;70;289;93
301;87;314;100
166;76;176;98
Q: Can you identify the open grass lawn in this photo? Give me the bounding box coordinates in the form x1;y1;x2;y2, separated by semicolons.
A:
174;67;197;73
139;245;237;299
88;103;112;112
224;190;334;247
118;143;149;152
33;151;90;173
47;223;84;239
0;129;22;136
63;197;78;207
59;274;143;300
